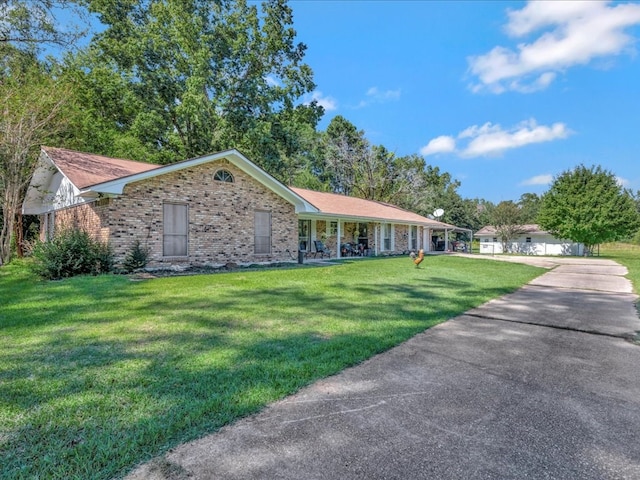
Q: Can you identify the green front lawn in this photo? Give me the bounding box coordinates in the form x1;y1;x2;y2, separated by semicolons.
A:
600;242;640;294
0;256;543;480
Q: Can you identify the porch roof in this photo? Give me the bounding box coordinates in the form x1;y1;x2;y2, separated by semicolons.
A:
290;187;457;229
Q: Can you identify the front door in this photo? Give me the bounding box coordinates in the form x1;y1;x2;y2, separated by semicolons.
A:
358;223;369;249
298;220;311;252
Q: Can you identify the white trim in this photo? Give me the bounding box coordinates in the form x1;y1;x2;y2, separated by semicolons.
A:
297;212;452;229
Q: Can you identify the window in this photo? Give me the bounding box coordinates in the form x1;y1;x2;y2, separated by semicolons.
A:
329;221;338;236
526;237;532;243
298;219;310;251
492;237;497;243
410;225;418;250
383;224;392;251
213;169;234;183
255;211;271;254
163;203;188;256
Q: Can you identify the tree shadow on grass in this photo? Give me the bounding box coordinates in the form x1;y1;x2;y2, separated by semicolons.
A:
0;262;535;479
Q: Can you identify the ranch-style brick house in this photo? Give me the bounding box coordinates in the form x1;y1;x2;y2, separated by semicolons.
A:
23;147;464;268
475;224;585;256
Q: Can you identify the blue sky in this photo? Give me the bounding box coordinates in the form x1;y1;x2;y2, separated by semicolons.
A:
290;0;640;203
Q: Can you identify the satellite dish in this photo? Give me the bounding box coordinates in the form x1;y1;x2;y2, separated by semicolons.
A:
433;208;444;218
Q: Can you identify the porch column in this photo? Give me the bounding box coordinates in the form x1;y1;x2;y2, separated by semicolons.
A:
337;220;342;259
423;227;429;252
445;229;450;251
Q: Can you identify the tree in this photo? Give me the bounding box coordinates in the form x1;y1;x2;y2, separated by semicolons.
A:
463;198;494;232
0;0;87;50
416;165;467;227
491;200;524;253
75;0;322;172
369;152;428;210
538;165;640;255
314;116;440;211
518;192;541;224
0;52;71;263
321;115;367;195
0;1;85;264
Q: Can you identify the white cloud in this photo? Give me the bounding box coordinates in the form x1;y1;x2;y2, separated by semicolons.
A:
305;90;337;111
421;119;571;158
520;174;553;186
366;87;401;101
616;176;630;187
461;119;571;157
355;87;401;108
468;1;640;93
458;123;502;139
420;135;456;156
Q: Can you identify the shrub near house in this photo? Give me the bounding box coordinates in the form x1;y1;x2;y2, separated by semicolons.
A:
31;227;114;279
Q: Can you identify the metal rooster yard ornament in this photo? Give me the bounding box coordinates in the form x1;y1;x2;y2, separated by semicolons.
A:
410;249;425;268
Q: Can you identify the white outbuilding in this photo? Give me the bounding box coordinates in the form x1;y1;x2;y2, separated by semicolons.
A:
475;224;584;256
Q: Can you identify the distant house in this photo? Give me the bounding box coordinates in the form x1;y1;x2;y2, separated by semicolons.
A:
23;147;468;268
475;224;584;256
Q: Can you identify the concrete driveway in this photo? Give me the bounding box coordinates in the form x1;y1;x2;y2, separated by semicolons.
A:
127;256;640;480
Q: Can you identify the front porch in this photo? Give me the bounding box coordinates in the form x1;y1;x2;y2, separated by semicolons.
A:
297;218;463;259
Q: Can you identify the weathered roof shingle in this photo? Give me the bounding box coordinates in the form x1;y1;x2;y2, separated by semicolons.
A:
42;147;160;189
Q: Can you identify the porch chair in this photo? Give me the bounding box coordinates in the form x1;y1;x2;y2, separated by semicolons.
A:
313;240;331;258
341;243;356;257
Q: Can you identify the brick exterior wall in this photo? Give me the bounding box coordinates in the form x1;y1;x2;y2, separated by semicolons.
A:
51;200;111;243
50;160;298;268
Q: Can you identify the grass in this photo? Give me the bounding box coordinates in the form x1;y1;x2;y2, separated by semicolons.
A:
0;255;544;479
600;242;640;293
